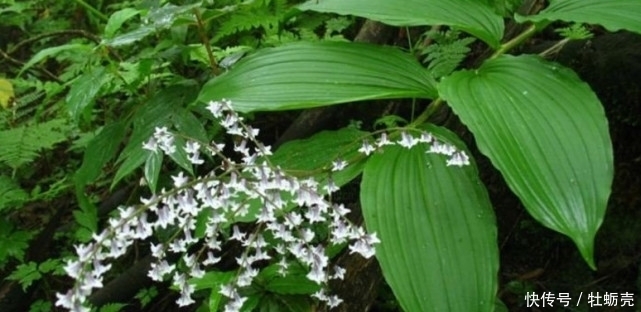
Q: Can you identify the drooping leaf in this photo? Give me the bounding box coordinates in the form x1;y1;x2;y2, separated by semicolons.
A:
144;151;163;193
198;41;437;113
360;126;498;312
66;66;110;123
18;43;92;77
76;120;128;186
298;0;503;48
439;55;613;268
516;0;641;35
104;8;141;38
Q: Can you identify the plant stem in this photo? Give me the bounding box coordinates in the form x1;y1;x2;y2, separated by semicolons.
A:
193;8;221;76
410;98;443;128
490;24;538;59
71;0;109;22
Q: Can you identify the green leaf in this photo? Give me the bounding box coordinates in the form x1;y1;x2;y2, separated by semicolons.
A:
66;66;110;123
360;126;498;312
189;270;235;291
76;120;128;186
198;41;437;113
298;0;503;48
38;258;62;274
99;303;127;312
516;0;641;35
112;146;147;189
171;108;208;143
259;263;320;295
104;8;141;38
0;78;15;109
29;299;52;312
144;151;163;193
187;270;234;312
18;44;91;77
269;127;368;186
7;262;41;291
439;55;613;268
134;287;158;308
102;3;199;47
0;219;32;264
102;26;156;47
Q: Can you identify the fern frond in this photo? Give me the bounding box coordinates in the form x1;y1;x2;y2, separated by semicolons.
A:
213;0;291;43
419;31;475;79
0;119;72;169
0;175;28;211
213;9;280;42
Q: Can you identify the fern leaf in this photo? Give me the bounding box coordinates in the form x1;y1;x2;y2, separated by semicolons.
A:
0;119;72;169
420;33;475;79
0;175;28;211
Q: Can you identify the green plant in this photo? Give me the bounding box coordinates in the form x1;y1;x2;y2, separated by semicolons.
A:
192;0;638;310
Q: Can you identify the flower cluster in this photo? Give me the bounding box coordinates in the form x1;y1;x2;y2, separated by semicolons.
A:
57;100;380;312
353;130;470;167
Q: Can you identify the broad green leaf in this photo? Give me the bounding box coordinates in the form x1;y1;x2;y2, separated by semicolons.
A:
516;1;641;35
76;120;128;186
18;44;91;77
360;126;498;312
439;55;613;268
104;8;141;38
144;151;163;193
298;0;503;48
198;41;437;112
66;66;110;123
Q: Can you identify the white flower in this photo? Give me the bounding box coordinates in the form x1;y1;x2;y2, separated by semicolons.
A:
331;159;347;171
398;132;418;149
447;151;470;167
358;140;376;155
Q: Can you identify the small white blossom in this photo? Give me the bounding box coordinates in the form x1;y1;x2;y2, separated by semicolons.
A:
331;159;348;171
398;132;418;149
358;140;376;155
